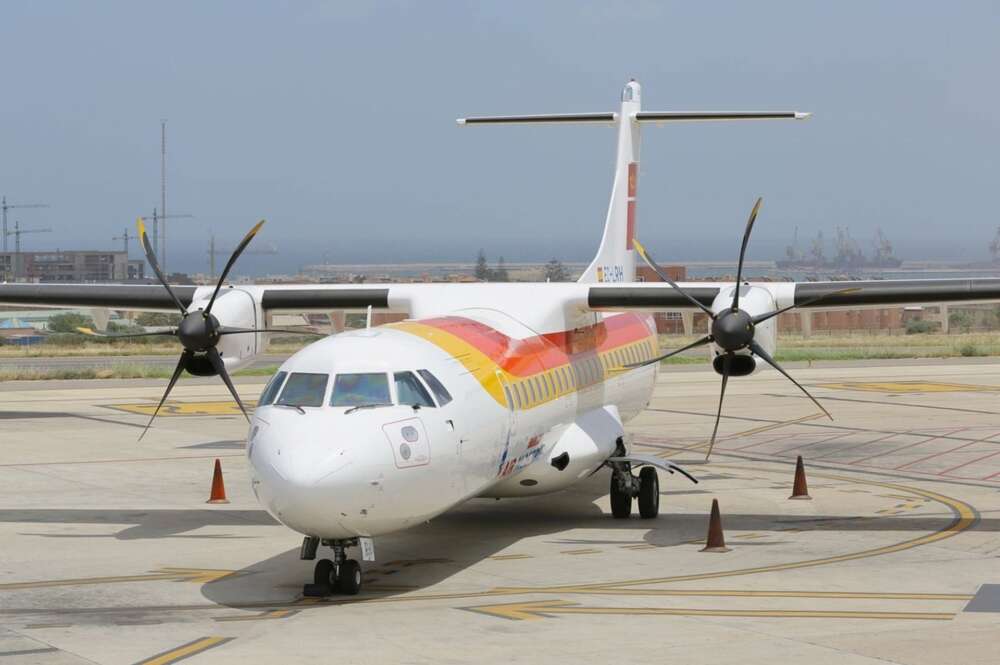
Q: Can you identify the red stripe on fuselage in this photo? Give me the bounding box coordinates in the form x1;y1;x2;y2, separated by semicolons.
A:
415;313;654;378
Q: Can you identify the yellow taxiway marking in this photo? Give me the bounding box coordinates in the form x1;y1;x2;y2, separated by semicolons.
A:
501;468;977;594
107;400;257;417
489;588;973;601
462;599;956;622
561;548;601;555
215;609;296;622
488;554;533;561
818;381;1000;394
135;636;233;664
0;568;236;591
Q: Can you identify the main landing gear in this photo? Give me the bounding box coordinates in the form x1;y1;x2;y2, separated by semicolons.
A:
609;463;659;519
301;537;363;597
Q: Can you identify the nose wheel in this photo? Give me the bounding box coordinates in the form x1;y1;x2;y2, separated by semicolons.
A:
302;538;363;597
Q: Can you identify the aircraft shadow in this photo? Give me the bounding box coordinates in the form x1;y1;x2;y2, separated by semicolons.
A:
0;508;276;540
198;471;986;610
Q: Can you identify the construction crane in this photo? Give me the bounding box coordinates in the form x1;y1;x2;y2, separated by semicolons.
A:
4;221;52;281
1;196;49;252
139;208;193;274
208;233;278;280
112;228;136;255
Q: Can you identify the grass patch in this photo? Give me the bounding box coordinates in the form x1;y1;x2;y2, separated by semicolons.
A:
0;364;281;382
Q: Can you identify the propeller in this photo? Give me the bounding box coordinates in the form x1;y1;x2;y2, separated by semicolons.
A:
631;198;859;460
96;218;323;440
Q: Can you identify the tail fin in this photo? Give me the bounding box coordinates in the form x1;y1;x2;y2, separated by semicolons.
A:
457;80;809;284
579;80;642;284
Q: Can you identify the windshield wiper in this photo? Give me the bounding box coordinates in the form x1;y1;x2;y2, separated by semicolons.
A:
275;403;306;414
344;403;393;415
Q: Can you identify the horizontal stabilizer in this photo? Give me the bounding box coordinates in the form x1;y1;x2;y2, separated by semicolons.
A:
457;112;616;125
636;111;810;123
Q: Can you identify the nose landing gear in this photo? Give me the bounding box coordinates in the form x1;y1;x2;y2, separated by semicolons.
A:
302;538;363;597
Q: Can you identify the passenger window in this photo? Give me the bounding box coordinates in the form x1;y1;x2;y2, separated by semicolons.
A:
330;372;391;407
258;371;288;406
516;383;526;407
418;369;453;406
277;372;328;408
528;379;537;403
512;384;522;409
554;370;563;392
395;371;435;408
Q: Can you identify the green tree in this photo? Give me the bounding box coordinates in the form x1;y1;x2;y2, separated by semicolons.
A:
47;312;95;333
136;312;183;327
948;310;974;333
474;249;490;281
543;258;569;282
492;256;510;282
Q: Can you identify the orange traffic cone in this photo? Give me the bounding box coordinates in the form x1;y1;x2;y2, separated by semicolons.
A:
700;498;730;553
207;458;229;504
789;455;812;500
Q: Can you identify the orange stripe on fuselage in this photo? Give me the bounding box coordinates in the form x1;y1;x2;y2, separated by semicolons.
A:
413;313;655;378
389;313;658;409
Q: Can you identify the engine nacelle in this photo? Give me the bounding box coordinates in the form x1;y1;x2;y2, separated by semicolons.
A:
186;288;263;374
708;285;777;377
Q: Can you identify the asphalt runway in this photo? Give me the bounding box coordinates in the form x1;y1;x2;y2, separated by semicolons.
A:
2;360;1000;664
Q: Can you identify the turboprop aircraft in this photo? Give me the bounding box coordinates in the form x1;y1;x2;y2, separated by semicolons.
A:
4;79;1000;597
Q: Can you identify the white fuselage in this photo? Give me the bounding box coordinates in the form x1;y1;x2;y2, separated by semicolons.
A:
247;309;659;539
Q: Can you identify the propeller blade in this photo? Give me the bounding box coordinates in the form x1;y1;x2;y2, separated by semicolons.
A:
705;352;731;461
207;346;250;422
139;351;188;441
633;238;715;317
206;220;266;315
751;287;862;326
136;218;187;315
731;197;763;312
749;340;831;420
76;326;177;339
217;327;325;337
624;334;713;369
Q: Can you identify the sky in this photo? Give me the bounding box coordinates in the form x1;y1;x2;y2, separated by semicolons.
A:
2;1;999;275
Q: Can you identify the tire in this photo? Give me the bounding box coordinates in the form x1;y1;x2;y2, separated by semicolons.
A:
638;467;659;519
313;558;335;588
337;559;362;595
610;473;632;519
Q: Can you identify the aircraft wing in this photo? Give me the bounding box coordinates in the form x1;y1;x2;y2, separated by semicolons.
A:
0;283;392;313
2;278;1000;319
587;278;1000;312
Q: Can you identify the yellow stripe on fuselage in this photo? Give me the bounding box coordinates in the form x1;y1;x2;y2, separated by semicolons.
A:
389;321;658;410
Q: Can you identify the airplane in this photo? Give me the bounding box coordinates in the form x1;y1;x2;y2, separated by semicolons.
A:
3;79;1000;597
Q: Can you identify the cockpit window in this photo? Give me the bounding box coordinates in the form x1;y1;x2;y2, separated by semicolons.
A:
417;369;453;406
277;372;328;408
330;373;391;407
258;371;288;407
394;371;435;408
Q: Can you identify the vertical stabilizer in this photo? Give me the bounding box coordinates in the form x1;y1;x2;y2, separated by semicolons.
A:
456;81;809;285
579;80;642;284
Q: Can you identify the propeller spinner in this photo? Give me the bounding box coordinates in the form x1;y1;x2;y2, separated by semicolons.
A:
630;198;858;460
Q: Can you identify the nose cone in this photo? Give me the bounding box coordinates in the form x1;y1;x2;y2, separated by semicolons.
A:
248;409;420;539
